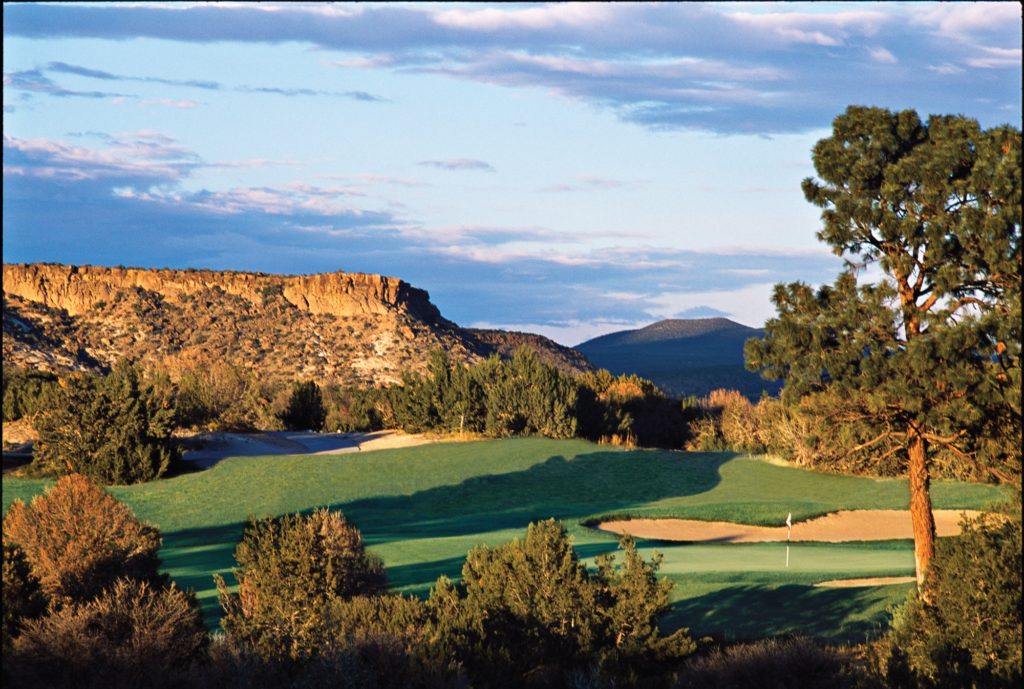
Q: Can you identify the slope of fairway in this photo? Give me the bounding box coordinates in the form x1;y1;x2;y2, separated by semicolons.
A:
1;438;1007;642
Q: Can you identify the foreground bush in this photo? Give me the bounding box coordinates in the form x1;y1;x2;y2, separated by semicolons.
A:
2;543;46;654
8;578;206;689
2;474;163;604
430;519;695;687
675;636;880;689
880;510;1022;689
33;361;177;484
216;508;387;661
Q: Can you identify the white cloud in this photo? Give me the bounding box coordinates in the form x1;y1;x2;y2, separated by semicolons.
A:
432;3;614;31
418;158;496;172
965;47;1023;69
727;8;891;46
139;98;200;109
909;3;1021;37
927;63;966;75
868;46;898;64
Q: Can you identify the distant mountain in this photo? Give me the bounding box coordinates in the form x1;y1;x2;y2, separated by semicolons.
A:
2;263;591;386
575;318;780;399
465;329;593;373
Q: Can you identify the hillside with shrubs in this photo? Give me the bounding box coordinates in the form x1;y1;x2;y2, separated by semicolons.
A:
2;263;592;389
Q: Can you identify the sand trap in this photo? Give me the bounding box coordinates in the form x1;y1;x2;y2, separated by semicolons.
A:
815;576;916;588
180;429;437;468
598;509;984;543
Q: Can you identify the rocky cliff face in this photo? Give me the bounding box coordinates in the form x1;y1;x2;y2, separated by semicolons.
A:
2;263;445;323
3;263;590;387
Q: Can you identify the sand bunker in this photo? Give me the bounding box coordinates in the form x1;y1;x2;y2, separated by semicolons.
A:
180;429;438;468
598;509;983;543
815;576;916;588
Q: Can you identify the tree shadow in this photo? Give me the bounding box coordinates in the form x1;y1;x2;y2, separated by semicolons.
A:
159;448;733;628
662;583;912;644
332;451;733;544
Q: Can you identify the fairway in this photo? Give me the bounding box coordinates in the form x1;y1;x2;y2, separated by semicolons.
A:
1;438;1007;642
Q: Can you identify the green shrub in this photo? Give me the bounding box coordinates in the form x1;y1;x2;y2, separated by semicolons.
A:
2;543;46;654
175;361;275;431
33;361;177;484
429;519;695;687
881;510;1022;689
2;366;60;422
323;384;384;433
216;509;387;661
8;578;206;689
2;474;164;605
280;380;327;431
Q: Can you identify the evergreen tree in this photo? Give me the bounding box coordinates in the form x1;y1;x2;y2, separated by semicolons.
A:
746;107;1021;587
216;509;387;662
429;520;694;687
883;510;1022;689
280;380;327;431
33;361;177;485
484;348;578;438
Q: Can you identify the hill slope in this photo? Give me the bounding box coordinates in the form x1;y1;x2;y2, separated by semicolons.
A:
576;318;780;398
2;263;590;386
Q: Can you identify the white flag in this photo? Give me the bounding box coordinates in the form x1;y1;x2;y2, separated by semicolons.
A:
786;513;792;529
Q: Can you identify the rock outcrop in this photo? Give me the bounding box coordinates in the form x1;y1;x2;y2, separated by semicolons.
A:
3;263;590;387
2;263;445;323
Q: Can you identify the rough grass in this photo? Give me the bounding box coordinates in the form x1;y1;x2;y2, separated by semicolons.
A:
1;438;1007;642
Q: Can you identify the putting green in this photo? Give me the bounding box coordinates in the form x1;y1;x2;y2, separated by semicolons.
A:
1;438;1007;642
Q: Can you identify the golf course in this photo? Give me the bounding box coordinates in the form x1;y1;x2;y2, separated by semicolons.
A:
1;437;1007;643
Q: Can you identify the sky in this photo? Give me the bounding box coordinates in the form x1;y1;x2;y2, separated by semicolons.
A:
3;2;1021;345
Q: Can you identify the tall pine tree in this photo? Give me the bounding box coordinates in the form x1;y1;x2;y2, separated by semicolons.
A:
746;107;1021;588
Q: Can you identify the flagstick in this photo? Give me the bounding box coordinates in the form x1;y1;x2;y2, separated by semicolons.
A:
785;512;792;568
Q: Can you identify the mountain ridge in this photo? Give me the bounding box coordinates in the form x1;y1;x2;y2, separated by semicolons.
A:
575;317;756;348
2;263;591;386
576;317;779;399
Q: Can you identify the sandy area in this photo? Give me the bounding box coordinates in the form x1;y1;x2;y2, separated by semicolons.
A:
815;576;916;588
180;429;437;468
598;509;984;543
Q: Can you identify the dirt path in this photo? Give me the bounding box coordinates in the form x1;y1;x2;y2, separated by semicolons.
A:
597;509;983;543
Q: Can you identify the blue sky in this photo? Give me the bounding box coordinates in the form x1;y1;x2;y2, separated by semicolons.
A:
3;2;1021;345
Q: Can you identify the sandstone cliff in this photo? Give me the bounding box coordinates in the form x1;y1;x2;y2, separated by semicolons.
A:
3;263;590;387
2;263;444;323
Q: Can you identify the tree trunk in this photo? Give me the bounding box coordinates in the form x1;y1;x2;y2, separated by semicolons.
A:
907;430;936;598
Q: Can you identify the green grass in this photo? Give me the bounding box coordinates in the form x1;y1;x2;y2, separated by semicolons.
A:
1;438;1007;642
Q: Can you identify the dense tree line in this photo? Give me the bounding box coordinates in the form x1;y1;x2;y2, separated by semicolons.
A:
385;348;694;448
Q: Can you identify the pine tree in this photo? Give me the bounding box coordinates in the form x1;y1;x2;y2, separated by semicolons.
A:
33;361;177;484
215;508;387;661
280;380;326;431
746;106;1021;588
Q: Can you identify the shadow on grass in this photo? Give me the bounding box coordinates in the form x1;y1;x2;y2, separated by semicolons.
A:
160;449;733;628
663;582;914;644
336;451;734;544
